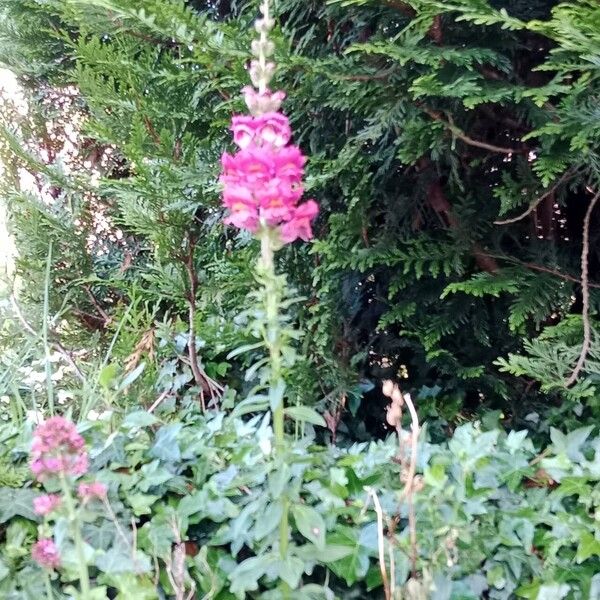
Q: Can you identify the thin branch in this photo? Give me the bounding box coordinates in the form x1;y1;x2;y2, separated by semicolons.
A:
185;236;207;412
565;190;600;386
494;169;577;225
183;234;224;410
423;108;518;155
84;285;111;324
479;252;600;289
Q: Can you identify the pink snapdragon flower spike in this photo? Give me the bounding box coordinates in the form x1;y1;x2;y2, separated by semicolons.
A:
78;481;108;502
33;493;62;516
30;416;88;481
221;95;318;243
31;538;61;570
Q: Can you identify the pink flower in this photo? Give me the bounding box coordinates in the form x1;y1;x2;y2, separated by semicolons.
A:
77;481;108;501
242;86;286;115
31;538;61;569
280;200;319;243
221;86;318;242
231;113;291;148
33;494;61;516
30;416;88;481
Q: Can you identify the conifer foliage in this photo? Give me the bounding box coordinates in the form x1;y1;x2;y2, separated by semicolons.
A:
1;0;599;426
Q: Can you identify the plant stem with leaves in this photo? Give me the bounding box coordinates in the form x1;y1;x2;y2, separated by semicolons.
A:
59;474;91;599
258;226;290;561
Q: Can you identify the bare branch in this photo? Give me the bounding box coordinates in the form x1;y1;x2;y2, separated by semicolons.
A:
494;169;577;225
565;190;600;386
424;108;518;155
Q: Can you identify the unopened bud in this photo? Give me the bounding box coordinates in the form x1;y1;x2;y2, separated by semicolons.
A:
386;404;401;426
391;387;404;406
251;40;262;57
382;380;394;397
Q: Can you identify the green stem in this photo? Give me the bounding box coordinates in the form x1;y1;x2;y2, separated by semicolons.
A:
259;228;289;562
60;474;91;599
44;571;54;599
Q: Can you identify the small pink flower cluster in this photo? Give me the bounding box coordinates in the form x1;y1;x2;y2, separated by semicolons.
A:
33;493;61;516
30;416;88;481
78;481;107;501
31;538;61;570
221;87;318;243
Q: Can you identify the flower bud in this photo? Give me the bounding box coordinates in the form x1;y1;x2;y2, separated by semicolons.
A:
251;40;262;57
391;387;404;406
382;379;394;397
386;404;401;426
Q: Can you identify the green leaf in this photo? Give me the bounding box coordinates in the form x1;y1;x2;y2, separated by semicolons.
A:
284;406;326;427
0;488;37;523
229;553;278;596
118;362;146;391
98;363;118;388
292;504;326;550
576;532;600;563
150;423;182;462
227;341;264;359
277;555;304;588
269;380;286;411
0;557;9;581
122;411;158;429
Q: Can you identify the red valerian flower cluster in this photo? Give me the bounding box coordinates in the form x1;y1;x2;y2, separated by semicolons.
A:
78;481;107;501
30;416;88;481
33;493;62;516
31;538;61;570
220;87;318;243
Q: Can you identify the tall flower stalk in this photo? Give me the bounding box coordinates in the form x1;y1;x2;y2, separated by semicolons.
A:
219;0;318;569
29;416;103;599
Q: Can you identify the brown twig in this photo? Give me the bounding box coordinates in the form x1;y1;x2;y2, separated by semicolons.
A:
148;390;171;413
423;108;518;155
183;234;224;410
478;252;600;289
142;115;162;146
494;169;577;225
565;190;600;386
84;285;111;324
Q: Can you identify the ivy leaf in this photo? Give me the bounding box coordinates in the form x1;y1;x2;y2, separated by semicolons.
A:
576;532;600;563
229;553;278;597
550;426;594;463
292;504;326;550
0;488;37;523
150;424;182;462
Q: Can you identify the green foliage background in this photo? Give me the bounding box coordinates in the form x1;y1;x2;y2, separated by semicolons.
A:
0;1;600;598
2;0;600;434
